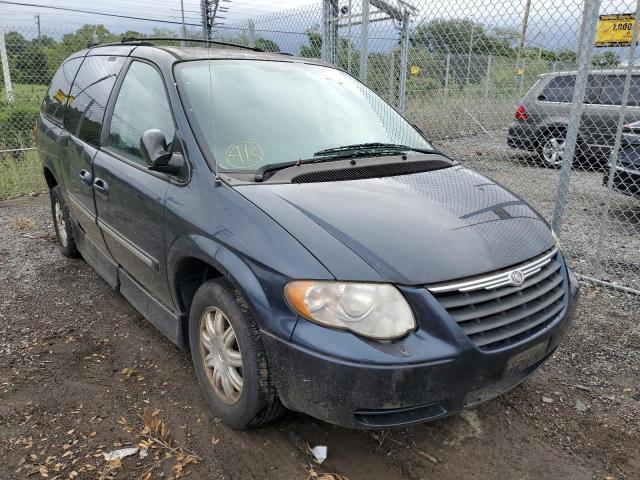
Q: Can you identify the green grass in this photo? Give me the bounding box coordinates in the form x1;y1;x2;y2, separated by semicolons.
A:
0;150;45;200
0;83;48;110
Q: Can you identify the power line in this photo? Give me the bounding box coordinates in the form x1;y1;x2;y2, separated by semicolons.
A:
0;1;201;26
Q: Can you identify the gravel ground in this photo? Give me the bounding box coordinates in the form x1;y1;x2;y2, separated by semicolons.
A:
437;132;640;293
1;195;639;480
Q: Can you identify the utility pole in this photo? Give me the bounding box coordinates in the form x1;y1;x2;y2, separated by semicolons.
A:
516;0;532;79
34;13;41;40
180;0;186;45
201;0;230;40
0;17;14;104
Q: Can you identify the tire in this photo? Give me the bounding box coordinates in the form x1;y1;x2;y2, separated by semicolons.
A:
50;185;79;258
188;278;285;429
538;129;566;168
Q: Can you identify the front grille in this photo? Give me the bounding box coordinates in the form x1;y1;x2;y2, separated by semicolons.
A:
428;249;566;351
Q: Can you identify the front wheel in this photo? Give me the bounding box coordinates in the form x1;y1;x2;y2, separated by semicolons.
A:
188;278;284;429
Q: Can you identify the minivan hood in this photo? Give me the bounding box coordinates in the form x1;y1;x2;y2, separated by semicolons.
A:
237;165;554;285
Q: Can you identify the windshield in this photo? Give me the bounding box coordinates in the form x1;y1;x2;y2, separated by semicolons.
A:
174;60;433;173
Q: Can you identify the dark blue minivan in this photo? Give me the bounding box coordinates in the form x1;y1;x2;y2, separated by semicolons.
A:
36;40;580;429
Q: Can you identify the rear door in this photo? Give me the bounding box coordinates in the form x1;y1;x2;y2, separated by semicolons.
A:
596;74;640;147
537;74;601;148
92;60;177;302
37;58;83;189
59;55;126;256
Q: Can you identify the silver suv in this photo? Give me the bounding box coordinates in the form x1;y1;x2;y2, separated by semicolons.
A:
507;70;640;167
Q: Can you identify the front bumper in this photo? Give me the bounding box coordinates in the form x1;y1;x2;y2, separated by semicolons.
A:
263;268;580;429
603;164;640;199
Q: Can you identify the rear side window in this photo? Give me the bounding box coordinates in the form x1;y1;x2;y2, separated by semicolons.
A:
106;61;175;165
541;75;598;103
42;58;83;123
600;75;640;106
64;56;126;147
542;75;575;102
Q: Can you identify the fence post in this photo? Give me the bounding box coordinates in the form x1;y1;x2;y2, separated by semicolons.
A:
484;54;492;99
397;11;410;113
359;0;369;83
247;20;256;48
0;22;14;104
443;53;450;130
388;49;395;104
551;0;602;236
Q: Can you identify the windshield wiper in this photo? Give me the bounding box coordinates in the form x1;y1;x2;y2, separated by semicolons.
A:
253;143;440;182
254;157;345;182
313;142;434;156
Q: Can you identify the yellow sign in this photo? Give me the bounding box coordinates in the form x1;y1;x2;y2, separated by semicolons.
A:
410;65;420;76
53;88;66;103
52;88;74;106
595;13;635;47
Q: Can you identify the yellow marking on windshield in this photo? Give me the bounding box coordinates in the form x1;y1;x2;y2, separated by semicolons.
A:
225;142;264;169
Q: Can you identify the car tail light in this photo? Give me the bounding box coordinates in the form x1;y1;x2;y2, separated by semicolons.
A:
514;105;528;120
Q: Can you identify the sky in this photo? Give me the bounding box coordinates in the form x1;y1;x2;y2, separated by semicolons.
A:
0;0;638;57
0;0;322;32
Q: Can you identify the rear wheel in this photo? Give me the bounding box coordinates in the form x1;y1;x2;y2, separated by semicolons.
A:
539;130;566;167
50;186;79;258
188;278;284;429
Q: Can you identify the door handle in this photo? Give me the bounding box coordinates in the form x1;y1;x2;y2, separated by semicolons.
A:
79;169;93;186
93;178;109;195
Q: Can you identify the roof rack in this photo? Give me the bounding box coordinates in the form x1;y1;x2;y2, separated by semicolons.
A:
119;37;265;52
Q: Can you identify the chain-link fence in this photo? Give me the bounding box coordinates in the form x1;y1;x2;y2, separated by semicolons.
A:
1;0;639;295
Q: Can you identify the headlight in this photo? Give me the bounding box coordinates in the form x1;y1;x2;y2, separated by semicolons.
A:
284;281;416;340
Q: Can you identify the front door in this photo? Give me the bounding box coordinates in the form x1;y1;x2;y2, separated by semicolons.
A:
93;60;177;303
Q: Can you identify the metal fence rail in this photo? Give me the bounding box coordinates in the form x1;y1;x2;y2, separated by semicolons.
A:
1;0;639;295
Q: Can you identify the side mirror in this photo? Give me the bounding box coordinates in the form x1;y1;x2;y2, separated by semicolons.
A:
140;129;184;175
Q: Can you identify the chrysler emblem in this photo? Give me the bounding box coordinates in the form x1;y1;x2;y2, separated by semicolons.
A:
510;270;524;286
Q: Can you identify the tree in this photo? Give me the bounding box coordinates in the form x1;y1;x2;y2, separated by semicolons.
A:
61;25;118;50
299;28;322;58
255;38;280;52
299;27;359;76
591;51;620;68
410;19;512;56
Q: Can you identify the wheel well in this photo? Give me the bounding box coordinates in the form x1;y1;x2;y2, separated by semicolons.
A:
536;125;567;149
175;257;223;316
43;168;57;190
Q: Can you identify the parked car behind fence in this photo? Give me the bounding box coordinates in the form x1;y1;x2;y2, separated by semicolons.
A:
507;70;640;167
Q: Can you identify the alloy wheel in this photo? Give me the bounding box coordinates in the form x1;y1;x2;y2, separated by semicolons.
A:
542;136;565;166
199;306;244;404
54;199;68;247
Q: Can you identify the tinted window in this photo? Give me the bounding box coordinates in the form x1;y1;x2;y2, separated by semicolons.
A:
541;75;598;103
42;58;83;122
64;56;125;147
600;75;640;106
542;75;575;102
107;61;175;165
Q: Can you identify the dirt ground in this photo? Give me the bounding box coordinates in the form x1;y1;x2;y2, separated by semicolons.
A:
1;195;639;480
